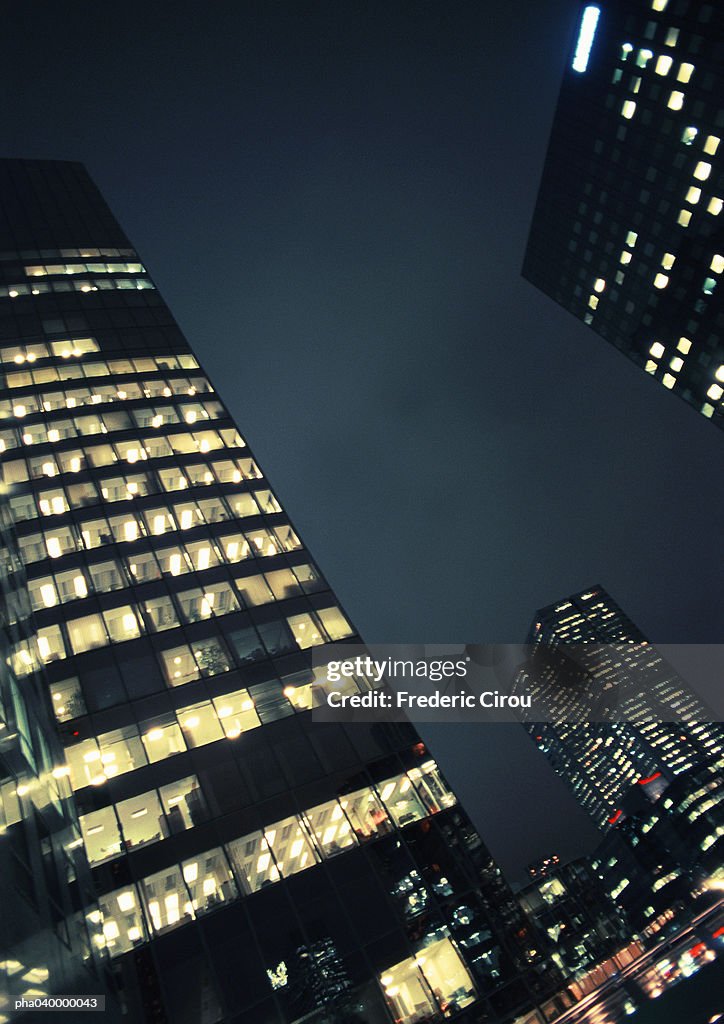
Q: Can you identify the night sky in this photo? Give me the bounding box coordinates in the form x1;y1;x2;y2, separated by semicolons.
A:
5;1;723;883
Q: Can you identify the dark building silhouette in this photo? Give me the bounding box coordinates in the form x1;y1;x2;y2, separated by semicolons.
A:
592;763;724;941
523;0;724;427
0;159;564;1024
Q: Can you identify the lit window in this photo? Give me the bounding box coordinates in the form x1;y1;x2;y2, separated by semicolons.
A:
677;338;692;354
588;295;599;309
677;210;691;226
662;373;676;389
594;278;606;292
655;54;672;75
715;365;724;383
630;75;641;94
681;126;698;145
651;0;667;8
665;27;679;46
669;357;683;372
693;162;711;181
676;63;694;83
620;42;633;61
645;360;658;374
710;255;724;274
621;100;636;119
708;197;722;216
649;342;665;359
653;273;669;289
706;384;723;401
620;250;632;264
686;185;701;203
703;278;716;295
667;91;684;111
661;253;675;270
636;48;653;68
626;230;638;247
572;6;601;73
701;403;715;418
703;135;720;156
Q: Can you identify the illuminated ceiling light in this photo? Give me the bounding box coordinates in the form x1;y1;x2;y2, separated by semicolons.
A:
116;892;135;913
146;728;164;741
572;6;601;74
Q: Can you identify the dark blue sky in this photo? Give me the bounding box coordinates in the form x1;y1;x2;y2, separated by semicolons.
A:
5;0;723;881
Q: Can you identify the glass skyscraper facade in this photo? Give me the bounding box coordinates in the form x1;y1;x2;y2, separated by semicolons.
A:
523;0;724;427
0;159;564;1024
514;585;724;829
0;490;121;1021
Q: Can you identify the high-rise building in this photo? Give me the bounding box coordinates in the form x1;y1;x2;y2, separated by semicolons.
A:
0;159;561;1024
523;0;724;427
591;763;724;940
514;585;723;829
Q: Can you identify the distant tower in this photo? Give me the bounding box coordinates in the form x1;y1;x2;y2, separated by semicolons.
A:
523;0;724;427
515;586;723;828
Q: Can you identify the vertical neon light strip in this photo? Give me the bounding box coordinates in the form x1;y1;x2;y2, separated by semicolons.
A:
572;5;601;73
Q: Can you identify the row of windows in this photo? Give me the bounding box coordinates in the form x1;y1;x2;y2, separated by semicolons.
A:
2;346;198;379
93;761;456;955
15;505;296;571
24;261;145;278
0;374;213;419
9;456;263;523
0;246;137;263
63;662;365;793
31;555;317;626
2;426;246;481
0;399;227;454
1;277;154;299
21;595;351;684
80;774;203;864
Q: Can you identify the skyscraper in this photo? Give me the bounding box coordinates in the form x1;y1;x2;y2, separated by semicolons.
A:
514;585;723;829
0;159;559;1024
523;0;724;427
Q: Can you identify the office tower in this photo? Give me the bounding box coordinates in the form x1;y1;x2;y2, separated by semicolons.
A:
517;857;631;990
523;0;724;427
514;585;723;829
0;489;121;1017
591;763;724;940
0;159;560;1024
